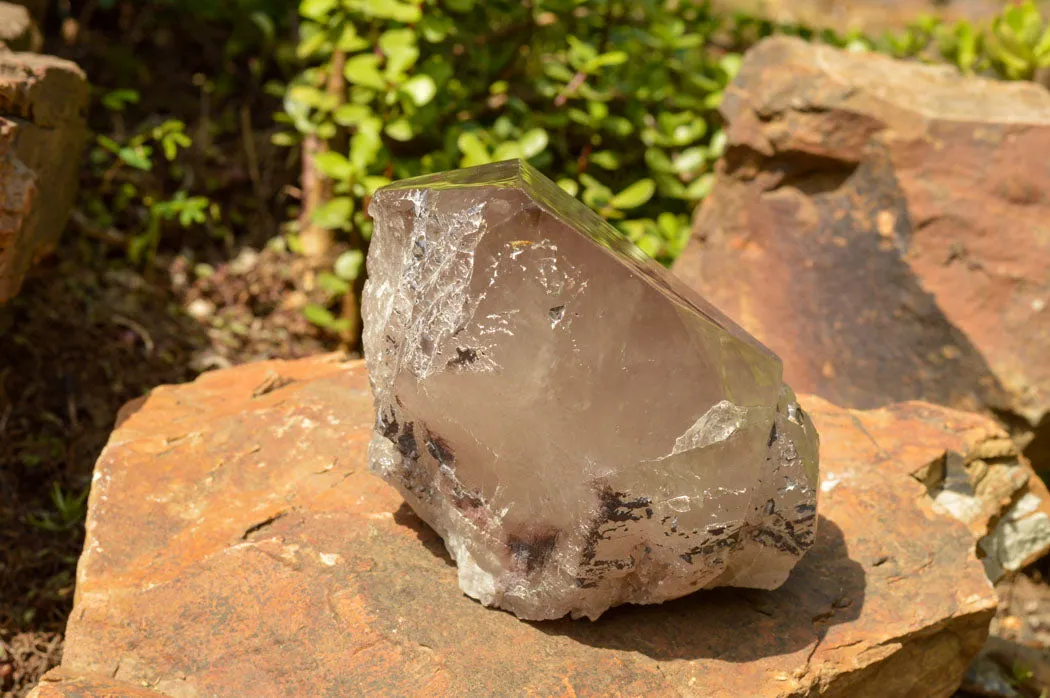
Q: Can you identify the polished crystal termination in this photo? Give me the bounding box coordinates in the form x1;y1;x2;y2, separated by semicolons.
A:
362;160;819;621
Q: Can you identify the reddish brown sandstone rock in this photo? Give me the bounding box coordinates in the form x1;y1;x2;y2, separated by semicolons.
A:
35;355;1000;697
811;398;1050;579
0;51;88;303
29;668;165;698
709;0;1048;35
0;2;40;52
675;37;1050;467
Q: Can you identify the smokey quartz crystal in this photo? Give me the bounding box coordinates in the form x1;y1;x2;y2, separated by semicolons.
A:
362;160;819;621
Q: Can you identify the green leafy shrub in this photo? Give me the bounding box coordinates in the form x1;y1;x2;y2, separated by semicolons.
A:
274;0;1050;342
85;96;224;266
280;0;739;270
281;0;1050;263
842;0;1050;78
26;483;90;533
84;0;1047;342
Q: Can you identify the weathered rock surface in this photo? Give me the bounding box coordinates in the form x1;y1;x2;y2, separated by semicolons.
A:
39;355;998;697
675;37;1050;468
364;160;819;621
0;51;88;303
814;398;1050;579
28;668;166;698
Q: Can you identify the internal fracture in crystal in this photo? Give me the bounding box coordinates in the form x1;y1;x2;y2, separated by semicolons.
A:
362;159;820;621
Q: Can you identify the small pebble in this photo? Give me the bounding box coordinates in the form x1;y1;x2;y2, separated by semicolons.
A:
186;298;216;320
230;248;260;276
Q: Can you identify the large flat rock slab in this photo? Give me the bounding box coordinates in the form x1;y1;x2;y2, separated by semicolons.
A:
675;37;1050;468
44;355;997;697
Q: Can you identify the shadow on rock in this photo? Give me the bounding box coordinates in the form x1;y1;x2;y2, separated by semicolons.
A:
535;515;864;662
393;502;456;568
394;504;864;662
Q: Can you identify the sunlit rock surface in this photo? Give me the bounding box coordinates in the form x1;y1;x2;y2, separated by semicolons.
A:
362;160;819;620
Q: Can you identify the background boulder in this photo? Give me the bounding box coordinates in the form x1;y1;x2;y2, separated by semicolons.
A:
0;51;88;304
675;36;1050;469
707;0;1049;34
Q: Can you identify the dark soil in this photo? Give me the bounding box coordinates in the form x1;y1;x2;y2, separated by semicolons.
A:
0;236;348;696
0;6;355;694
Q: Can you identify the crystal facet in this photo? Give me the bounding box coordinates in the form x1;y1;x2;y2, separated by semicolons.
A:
362;160;819;620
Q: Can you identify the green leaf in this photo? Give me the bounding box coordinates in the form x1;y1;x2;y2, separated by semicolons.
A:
288;84;330;109
603;116;634;137
271;131;297;147
492;141;522;160
720;53;743;81
333;104;373;126
177;198;209;226
362;176;391;194
703;90;724;109
584;51;628;72
350;119;382;171
312;197;355;229
654;173;686;198
336;24;370;52
380;28;419;76
618;219;654;243
300;0;337;20
101;88;140;112
557;178;579;197
384;119;414;141
519;128;549;159
708;129;728;160
457;131;491;167
419;15;454;42
845;38;870;53
344;54;386;91
402;74;437;106
127;234;150;264
684;173;715;200
118;146;153;171
304;303;337;328
318;271;351;295
1035;26;1050;59
160;130;191;161
296;27;330;59
567;108;590;126
444;0;474;12
355;0;422;22
581;174;613;209
657;212;680;240
335;249;365;280
567;36;598;70
673;147;706;174
636;235;661;258
251;11;275;43
587;101;609;120
97;134;121;154
610;179;656;210
314;151;353;180
317;121;337;139
543;61;575;83
589;150;620;169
